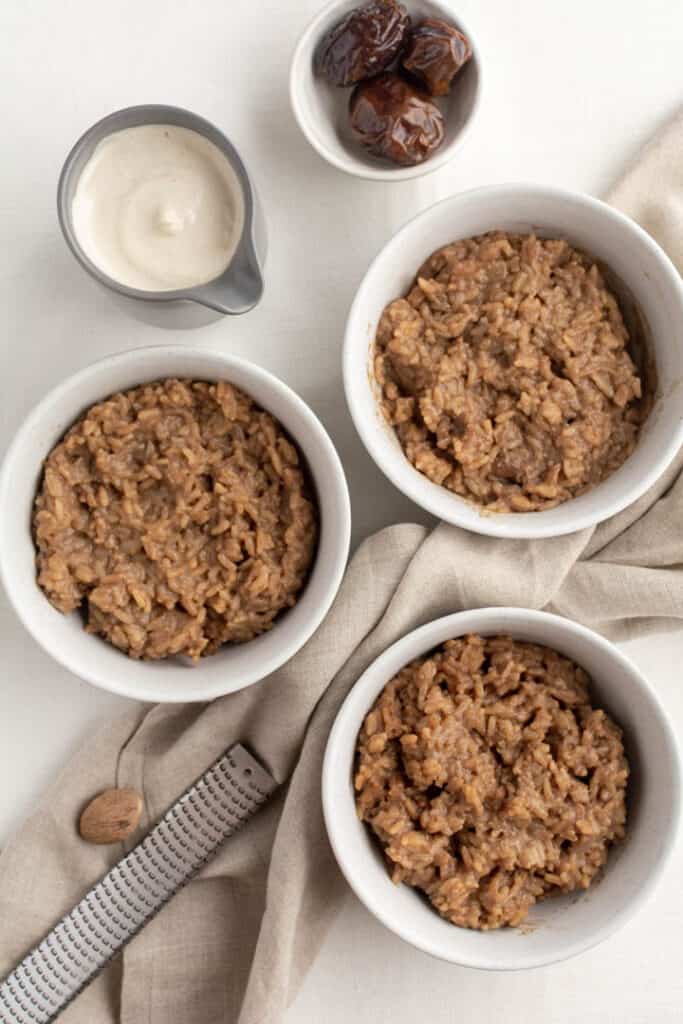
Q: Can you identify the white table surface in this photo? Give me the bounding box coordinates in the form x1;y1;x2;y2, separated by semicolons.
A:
1;0;682;1021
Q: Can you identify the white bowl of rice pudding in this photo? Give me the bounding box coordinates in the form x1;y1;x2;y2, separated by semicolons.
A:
344;183;683;538
0;346;350;702
323;608;681;969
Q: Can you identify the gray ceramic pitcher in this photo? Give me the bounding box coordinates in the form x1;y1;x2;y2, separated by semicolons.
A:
57;104;266;328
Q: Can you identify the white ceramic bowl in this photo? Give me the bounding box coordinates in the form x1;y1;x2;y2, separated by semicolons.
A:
344;183;683;538
323;608;681;970
290;0;482;181
0;346;351;703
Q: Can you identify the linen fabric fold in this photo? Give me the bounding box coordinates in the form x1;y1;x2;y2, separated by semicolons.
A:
1;109;683;1024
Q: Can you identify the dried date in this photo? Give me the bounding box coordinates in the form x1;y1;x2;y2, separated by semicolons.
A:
349;73;445;166
402;18;472;96
315;0;411;87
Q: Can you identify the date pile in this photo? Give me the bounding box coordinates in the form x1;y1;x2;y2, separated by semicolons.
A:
314;0;472;166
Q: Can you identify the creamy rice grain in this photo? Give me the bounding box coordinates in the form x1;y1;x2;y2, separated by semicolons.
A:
355;635;628;930
375;233;650;511
33;379;318;660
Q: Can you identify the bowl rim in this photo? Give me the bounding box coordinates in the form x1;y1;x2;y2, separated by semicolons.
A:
289;0;484;182
0;345;351;702
343;182;683;538
322;607;682;970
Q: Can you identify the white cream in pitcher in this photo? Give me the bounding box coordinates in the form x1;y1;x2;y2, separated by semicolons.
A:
71;124;244;291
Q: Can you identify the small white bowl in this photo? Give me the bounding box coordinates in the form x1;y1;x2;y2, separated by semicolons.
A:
0;346;351;703
344;183;683;538
323;608;682;970
290;0;482;181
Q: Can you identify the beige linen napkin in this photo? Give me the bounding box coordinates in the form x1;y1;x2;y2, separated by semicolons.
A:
2;110;683;1024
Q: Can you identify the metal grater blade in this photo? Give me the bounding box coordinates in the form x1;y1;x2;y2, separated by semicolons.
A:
0;744;277;1024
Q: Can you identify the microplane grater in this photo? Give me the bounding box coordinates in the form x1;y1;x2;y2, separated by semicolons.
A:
0;743;277;1024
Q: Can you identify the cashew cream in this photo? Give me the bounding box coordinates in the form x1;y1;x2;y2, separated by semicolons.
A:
71;124;244;291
